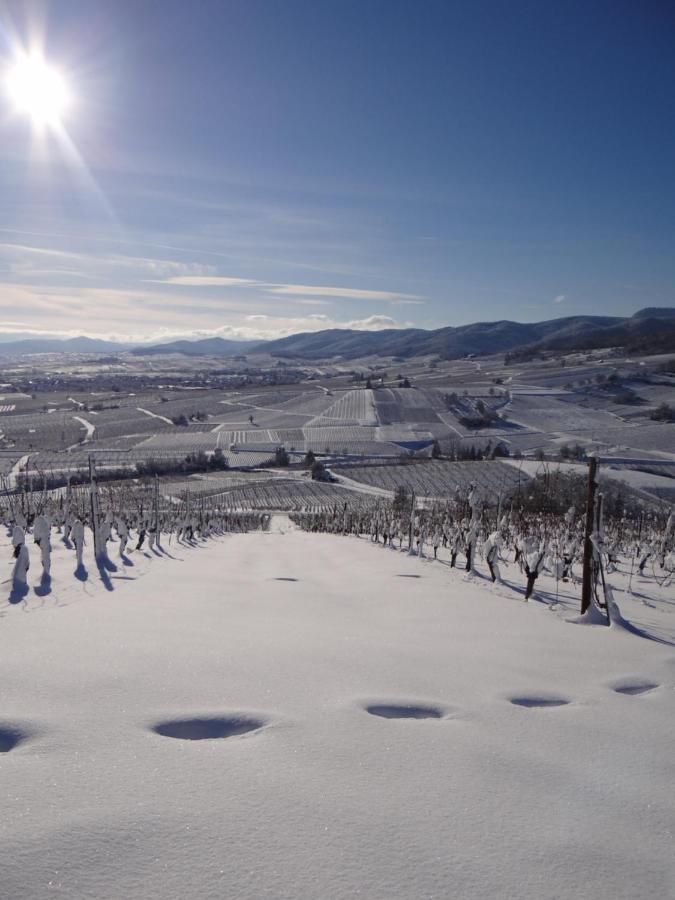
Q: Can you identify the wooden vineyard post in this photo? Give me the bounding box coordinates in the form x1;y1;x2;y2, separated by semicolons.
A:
154;475;161;550
581;455;598;614
89;454;105;562
628;513;642;594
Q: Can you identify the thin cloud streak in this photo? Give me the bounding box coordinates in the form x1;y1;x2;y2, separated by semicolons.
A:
0;242;216;279
154;275;257;286
149;275;425;303
265;284;424;302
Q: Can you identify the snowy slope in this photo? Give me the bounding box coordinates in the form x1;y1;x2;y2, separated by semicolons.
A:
1;525;674;900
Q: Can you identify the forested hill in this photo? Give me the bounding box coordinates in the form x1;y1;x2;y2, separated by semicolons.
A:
260;307;675;360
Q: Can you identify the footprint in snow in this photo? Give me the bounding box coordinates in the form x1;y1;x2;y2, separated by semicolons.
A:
509;696;571;709
362;702;446;720
0;723;31;752
610;679;659;696
151;715;268;741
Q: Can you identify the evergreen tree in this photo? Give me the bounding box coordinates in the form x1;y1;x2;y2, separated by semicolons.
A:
211;447;229;470
274;446;290;467
311;459;326;480
393;485;410;515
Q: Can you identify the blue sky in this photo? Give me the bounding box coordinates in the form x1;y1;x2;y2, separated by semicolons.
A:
0;0;673;342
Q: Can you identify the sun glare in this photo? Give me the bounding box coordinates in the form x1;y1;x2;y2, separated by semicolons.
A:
5;53;70;126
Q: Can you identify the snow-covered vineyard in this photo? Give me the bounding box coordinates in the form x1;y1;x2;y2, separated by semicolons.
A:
2;451;673;605
335;458;527;500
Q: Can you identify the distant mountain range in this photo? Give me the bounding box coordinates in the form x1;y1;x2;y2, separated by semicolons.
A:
130;337;264;357
0;307;673;362
260;308;675;360
0;336;131;356
0;335;260;359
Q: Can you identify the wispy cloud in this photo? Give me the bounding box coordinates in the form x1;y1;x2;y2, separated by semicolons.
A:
0;243;87;263
154;275;256;287
0;243;422;307
265;284;424;303
0;242;218;282
343;314;404;330
291;299;332;307
553;294;566;304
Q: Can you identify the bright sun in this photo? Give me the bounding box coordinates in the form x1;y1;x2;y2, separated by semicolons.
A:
5;53;70;126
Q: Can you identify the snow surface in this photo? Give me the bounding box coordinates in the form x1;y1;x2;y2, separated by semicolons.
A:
1;521;674;899
136;407;175;426
72;415;96;442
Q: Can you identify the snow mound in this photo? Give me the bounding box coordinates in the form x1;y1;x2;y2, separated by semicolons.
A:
567;602;610;627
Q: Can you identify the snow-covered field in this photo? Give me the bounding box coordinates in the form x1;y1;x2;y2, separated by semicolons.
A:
506;396;622;432
1;524;674;899
308;389;378;426
336;459;527;500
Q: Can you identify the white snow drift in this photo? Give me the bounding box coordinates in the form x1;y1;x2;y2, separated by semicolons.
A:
0;523;674;899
